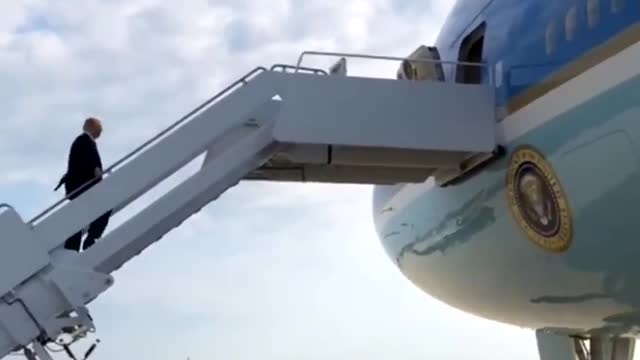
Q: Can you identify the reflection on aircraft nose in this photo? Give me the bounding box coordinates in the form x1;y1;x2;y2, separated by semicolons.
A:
372;184;403;214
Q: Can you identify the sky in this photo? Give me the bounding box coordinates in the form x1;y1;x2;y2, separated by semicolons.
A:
0;0;542;359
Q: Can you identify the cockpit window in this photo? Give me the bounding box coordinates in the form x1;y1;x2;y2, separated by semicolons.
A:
545;20;557;55
587;0;600;28
611;0;623;13
565;6;577;41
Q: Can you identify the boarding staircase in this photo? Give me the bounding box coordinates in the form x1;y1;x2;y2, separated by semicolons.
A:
0;51;500;360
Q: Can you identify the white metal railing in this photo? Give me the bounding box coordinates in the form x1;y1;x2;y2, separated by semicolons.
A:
270;64;327;75
0;203;13;214
27;52;494;228
294;50;494;85
28;67;268;226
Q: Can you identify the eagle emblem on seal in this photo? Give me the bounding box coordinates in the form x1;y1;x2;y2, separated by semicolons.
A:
506;145;573;252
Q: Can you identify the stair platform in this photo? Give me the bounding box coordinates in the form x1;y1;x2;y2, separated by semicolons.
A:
0;50;502;360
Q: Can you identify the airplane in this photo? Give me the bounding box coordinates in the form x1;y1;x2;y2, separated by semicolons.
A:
372;0;640;359
1;0;638;360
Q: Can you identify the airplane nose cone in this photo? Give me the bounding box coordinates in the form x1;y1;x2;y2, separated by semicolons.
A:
372;185;403;215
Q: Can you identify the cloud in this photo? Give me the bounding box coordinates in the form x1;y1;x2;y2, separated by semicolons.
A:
0;0;453;187
0;0;546;359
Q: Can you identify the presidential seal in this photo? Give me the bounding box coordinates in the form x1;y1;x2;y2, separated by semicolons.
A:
506;145;573;252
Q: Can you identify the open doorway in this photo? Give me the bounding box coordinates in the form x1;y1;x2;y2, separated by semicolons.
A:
456;22;486;84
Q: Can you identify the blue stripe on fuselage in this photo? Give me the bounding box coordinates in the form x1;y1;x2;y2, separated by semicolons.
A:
373;0;640;213
438;0;640;108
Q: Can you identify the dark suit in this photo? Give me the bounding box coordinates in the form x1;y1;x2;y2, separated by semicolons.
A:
58;133;111;251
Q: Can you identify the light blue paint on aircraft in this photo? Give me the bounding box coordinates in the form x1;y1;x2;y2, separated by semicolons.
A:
373;0;640;338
